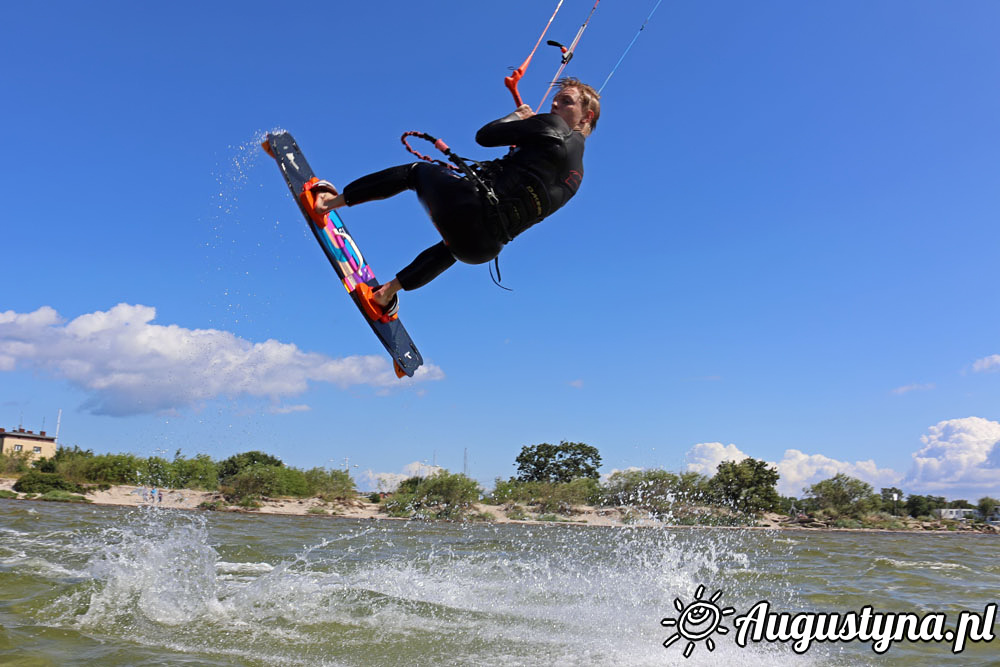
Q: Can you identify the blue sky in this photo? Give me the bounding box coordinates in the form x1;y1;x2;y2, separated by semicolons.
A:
3;1;999;499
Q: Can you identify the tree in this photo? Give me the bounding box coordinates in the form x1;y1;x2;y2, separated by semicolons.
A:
514;441;601;483
303;467;355;501
905;494;929;518
880;487;903;514
13;471;85;494
676;472;711;502
805;474;879;518
170;453;219;490
977;496;1000;522
603;469;679;505
905;494;947;518
777;495;800;514
709;458;780;514
32;457;57;473
52;445;94;462
218;451;284;480
143;456;171;486
222;463;310;501
384;470;482;519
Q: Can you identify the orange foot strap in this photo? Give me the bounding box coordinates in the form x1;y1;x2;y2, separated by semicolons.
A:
355;283;398;324
299;177;329;229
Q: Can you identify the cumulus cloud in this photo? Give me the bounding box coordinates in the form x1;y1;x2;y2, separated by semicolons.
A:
681;418;1000;498
0;304;443;416
775;449;902;497
684;442;901;497
902;417;1000;494
360;461;444;492
972;355;1000;373
684;442;749;476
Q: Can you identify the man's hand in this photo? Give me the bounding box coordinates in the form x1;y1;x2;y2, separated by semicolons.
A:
513;104;535;120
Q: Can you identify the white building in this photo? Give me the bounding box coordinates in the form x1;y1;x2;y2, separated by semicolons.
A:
932;508;980;521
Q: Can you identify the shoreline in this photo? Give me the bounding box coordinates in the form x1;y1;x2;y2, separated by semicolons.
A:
2;479;997;534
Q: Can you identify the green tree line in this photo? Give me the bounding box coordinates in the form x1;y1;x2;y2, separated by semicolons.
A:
3;446;354;506
5;441;997;524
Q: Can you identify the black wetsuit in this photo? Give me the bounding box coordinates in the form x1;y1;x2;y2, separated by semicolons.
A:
340;111;586;290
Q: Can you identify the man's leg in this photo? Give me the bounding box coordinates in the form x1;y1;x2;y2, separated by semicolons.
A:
381;241;457;305
314;164;416;214
372;242;456;307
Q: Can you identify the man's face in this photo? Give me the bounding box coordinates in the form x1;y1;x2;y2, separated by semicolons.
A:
550;87;590;131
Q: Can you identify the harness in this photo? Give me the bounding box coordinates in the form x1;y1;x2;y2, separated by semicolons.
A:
400;132;503;228
401;131;514;288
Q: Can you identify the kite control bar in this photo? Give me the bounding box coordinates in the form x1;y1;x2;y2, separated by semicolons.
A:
504;0;564;109
504;1;600;109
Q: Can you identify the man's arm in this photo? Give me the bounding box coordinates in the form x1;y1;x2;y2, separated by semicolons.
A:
475;106;566;148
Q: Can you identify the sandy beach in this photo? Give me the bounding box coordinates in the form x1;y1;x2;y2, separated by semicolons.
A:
0;478;633;526
5;477;998;533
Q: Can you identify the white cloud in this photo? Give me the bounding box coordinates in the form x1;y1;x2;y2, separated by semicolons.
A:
568;379;584;389
775;449;901;497
360;461;444;492
891;383;934;395
972;355;1000;373
0;304;443;416
684;442;901;497
902;417;1000;495
681;418;1000;499
684;442;749;475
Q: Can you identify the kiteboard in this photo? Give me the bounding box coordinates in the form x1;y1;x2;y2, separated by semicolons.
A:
262;131;423;378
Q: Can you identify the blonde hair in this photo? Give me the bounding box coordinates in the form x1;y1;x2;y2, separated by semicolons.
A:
557;77;601;133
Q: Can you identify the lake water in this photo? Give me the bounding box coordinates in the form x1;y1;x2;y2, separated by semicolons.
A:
1;499;997;665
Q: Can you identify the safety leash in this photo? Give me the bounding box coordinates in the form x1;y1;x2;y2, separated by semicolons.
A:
400;131;499;210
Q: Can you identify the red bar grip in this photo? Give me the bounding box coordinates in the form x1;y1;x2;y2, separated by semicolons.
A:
504;71;525;108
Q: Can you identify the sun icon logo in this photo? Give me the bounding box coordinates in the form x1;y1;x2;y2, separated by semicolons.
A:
661;584;735;658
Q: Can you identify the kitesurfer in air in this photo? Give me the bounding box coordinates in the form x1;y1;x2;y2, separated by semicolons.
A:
311;77;599;315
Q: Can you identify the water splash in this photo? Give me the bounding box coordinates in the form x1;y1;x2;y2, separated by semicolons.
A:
7;500;995;665
77;509;223;627
204;132;278;331
38;508;810;665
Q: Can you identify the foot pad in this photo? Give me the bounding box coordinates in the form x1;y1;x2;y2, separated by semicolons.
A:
355;283;398;323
